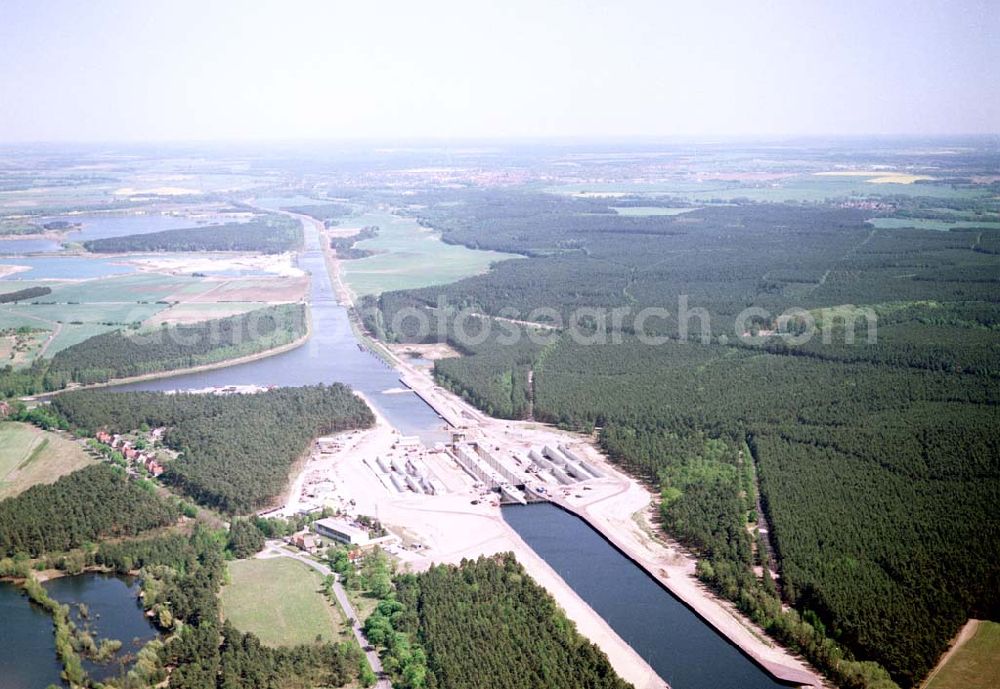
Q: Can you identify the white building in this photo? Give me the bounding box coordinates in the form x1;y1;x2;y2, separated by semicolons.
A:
313;517;371;546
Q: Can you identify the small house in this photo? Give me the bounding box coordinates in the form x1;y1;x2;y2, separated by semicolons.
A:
293;533;321;553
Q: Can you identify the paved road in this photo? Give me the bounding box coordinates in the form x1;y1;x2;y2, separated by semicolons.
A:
262;541;391;688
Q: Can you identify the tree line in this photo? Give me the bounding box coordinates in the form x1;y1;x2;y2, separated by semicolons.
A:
83;215;301;253
46;303;306;386
0;285;51;303
0;304;307;397
282;202;353;225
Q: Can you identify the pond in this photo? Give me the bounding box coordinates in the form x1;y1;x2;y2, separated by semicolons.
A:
0;573;160;688
0;580;63;689
0;237;64;254
0;255;138;280
44;573;161;684
47;213;198;246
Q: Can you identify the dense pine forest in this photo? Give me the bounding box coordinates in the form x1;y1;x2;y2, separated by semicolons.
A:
363;191;1000;687
48;384;375;513
0;464;178;557
364;554;631;689
83;215;301;253
0;304;307;397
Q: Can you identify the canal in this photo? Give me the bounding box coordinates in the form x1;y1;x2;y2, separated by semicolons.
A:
108;207;450;444
19;201;796;689
503;503;791;689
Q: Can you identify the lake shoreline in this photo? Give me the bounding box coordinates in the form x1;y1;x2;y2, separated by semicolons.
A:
23;307;312;401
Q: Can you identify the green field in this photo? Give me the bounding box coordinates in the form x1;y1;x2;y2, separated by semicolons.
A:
0;421;94;499
0;274;199;365
925;621;1000;689
0;328;47;367
221;557;346;647
868;217;1000;231
2;302;167;325
44;273;210;302
46;323;124;354
0;271;305;366
611;206;698;216
0;302;167;361
340;211;520;296
546;175;991;202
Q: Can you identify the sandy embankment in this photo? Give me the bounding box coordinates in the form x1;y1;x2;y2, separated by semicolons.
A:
311;395;669;689
129;251;305;278
0;264;30;279
813;171;934;184
319;226;358;307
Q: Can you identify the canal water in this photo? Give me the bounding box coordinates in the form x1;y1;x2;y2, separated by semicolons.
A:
0;574;159;689
503;503;791;689
108;204;450;444
3;197;794;688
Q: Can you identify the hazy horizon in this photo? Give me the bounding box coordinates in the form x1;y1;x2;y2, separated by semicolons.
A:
1;0;998;143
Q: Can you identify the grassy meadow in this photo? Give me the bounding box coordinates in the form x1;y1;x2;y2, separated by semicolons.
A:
925;621;1000;689
546;174;992;203
221;557;346;647
0;422;94;499
0;272;306;366
867;217;1000;230
340;211;519;296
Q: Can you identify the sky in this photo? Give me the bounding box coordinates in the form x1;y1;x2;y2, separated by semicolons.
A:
0;0;997;142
